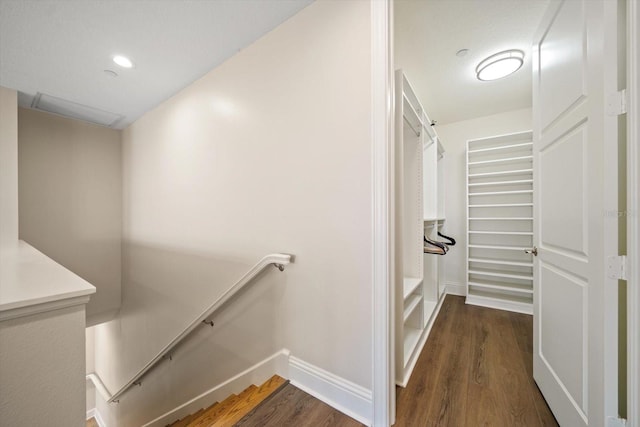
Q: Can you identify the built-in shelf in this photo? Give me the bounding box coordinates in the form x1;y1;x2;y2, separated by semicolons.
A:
467;131;534;314
468;257;533;267
468;168;533;178
469;190;533;196
468;281;534;294
469;217;533;221
403;277;423;300
467;142;533;154
469;203;533;208
403;294;422;322
396;70;444;388
468;155;533;166
468;244;530;251
468;230;534;236
468;179;533;187
466;290;534;315
469;268;533;281
403;327;422;367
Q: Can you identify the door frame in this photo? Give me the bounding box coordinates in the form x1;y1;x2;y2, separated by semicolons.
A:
627;1;639;425
371;0;395;426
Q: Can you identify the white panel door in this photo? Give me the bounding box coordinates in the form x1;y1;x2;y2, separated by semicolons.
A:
532;0;618;426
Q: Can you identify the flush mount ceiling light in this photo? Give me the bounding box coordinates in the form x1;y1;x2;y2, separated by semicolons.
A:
113;55;134;68
476;49;524;81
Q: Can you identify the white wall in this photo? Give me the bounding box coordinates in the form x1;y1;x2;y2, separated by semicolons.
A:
437;108;532;289
0;306;87;427
93;1;373;425
0;86;18;251
18;108;122;325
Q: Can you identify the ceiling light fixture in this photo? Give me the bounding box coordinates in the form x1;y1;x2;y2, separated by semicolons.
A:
113;55;134;69
476;49;524;81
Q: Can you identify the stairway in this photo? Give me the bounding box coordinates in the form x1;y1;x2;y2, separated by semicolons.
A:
168;375;288;427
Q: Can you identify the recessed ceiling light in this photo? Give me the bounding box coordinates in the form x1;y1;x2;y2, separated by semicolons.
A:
456;49;469;58
476;49;524;81
113;55;133;68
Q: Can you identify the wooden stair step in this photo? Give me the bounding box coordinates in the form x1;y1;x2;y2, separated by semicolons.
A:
210;375;288;427
188;391;243;427
169;375;289;427
169;407;208;427
249;375;288;406
208;385;260;427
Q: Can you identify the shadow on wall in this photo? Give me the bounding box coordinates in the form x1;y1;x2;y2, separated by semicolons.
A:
92;242;288;427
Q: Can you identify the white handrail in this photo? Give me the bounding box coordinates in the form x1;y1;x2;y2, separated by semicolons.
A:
86;253;292;403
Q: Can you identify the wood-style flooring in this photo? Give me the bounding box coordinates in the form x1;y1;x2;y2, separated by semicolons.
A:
86;295;557;427
395;295;558;427
236;383;362;427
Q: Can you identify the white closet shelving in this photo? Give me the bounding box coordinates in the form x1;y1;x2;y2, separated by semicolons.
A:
466;131;534;315
395;70;447;387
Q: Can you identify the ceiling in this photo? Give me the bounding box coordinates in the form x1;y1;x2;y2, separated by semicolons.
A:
0;0;549;130
395;0;550;125
0;0;313;129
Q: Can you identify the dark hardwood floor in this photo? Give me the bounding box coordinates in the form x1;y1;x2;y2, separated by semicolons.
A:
395;295;558;427
236;383;363;427
96;295;554;427
236;295;556;427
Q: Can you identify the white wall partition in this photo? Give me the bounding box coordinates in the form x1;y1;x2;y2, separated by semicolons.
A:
1;86;95;427
92;1;375;425
0;86;18;250
18;108;122;325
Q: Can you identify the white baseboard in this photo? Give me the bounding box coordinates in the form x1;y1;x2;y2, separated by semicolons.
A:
288;356;372;426
442;282;466;296
141;348;372;427
87;408;107;427
142;349;290;427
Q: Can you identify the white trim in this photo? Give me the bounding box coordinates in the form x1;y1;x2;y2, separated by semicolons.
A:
627;0;639;425
371;0;394;426
0;294;90;321
141;349;290;427
288;356;373;427
465;294;533;315
134;349;375;427
86;408;107;427
441;282;467;297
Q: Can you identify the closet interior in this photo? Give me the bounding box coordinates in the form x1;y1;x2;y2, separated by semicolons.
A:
394;70;448;387
465;131;534;314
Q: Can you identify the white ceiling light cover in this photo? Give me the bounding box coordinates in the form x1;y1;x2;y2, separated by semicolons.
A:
476;49;525;81
113;55;133;68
